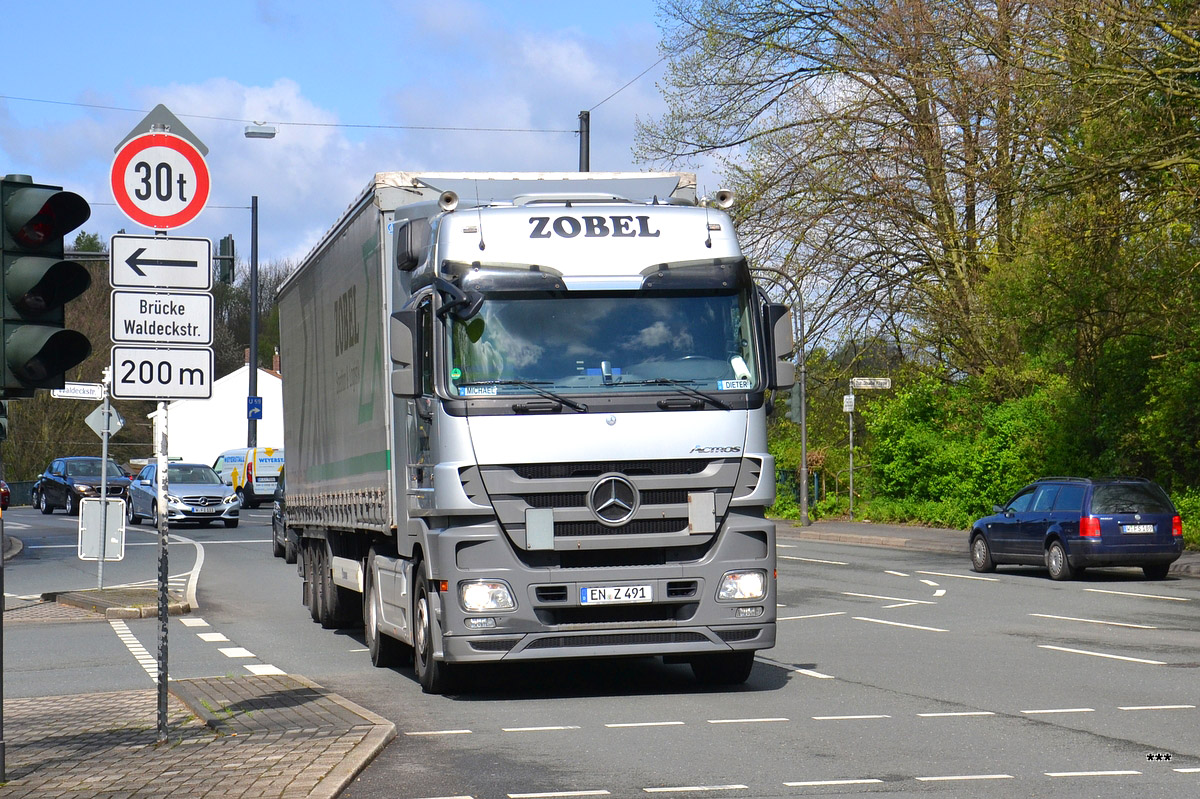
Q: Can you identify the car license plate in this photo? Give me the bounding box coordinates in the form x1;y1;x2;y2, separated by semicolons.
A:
580;585;652;605
191;506;221;514
1123;523;1155;534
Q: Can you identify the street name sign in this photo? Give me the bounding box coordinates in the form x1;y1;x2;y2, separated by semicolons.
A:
51;382;106;401
110;346;213;400
850;377;892;390
110;234;212;290
111;291;213;345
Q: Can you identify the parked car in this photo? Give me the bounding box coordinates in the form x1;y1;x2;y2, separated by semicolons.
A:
270;470;296;563
212;446;285;509
32;457;131;516
970;477;1183;580
1;480;8;511
127;462;241;528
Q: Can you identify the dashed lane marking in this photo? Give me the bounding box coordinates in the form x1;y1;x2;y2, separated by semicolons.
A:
853;616;948;633
916;774;1013;782
406;729;473;736
778;611;845;621
795;668;836;679
780;555;848;566
1030;613;1157;629
218;647;255;658
1083;588;1189;602
643;786;747;793
812;714;890;721
783;779;883;787
842;592;936;605
920;579;939;587
605;721;685;728
1119;704;1195;711
918;711;996;718
1045;770;1141;778
245;664;286;675
885;570;909;577
1038;645;1166;666
917;570;999;582
706;717;788;725
196;632;229;642
178;617;209;627
1021;708;1095;715
503;726;581;733
508;791;610;798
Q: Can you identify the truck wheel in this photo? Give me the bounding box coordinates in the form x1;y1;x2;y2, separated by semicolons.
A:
690;651;755;685
414;573;455;694
307;542;324;623
364;552;409;668
318;544;361;629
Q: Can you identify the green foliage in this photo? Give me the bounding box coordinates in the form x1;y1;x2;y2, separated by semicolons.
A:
71;230;103;252
1169;488;1200;550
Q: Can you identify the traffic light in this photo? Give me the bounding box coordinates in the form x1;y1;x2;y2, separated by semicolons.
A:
787;382;802;424
0;174;92;398
217;234;235;283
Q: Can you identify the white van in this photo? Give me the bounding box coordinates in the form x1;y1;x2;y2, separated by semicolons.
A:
212;447;285;509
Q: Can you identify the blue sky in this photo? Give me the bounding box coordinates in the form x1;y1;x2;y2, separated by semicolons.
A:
1;0;708;265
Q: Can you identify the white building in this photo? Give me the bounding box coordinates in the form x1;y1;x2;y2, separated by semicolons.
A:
166;353;283;465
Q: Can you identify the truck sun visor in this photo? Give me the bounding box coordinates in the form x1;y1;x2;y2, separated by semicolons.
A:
639;257;750;290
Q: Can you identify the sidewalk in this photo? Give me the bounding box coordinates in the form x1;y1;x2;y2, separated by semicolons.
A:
775;519;1200;577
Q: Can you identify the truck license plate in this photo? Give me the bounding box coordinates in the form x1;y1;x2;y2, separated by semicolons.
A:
580;585;652;605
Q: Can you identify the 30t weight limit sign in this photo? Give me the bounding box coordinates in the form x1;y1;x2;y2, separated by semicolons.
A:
111;347;213;400
111;132;210;230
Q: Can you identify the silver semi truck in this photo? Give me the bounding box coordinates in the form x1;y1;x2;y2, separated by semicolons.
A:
276;171;795;693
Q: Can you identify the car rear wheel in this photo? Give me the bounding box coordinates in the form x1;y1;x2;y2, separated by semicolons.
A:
1046;540;1075;581
970;533;996;573
1143;564;1170;580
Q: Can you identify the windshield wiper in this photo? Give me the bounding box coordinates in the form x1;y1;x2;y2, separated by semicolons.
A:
621;378;731;410
458;380;589;413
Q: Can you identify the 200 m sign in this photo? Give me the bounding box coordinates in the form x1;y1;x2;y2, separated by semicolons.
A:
111;346;213;400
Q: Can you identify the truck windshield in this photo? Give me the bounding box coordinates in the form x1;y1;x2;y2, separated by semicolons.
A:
448;288;759;396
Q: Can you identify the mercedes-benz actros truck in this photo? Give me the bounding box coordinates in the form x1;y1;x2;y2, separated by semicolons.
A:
276;171;795;693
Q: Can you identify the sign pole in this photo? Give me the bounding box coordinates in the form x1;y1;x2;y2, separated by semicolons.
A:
848;388;855;521
97;369;112;589
153;403;169;742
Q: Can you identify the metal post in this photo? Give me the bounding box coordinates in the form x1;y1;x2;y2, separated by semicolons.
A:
97;368;112;589
154;403;169;743
1;442;6;780
578;111;590;172
248;195;259;448
848;396;855;521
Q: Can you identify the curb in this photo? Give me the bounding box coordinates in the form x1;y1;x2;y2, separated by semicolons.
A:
47;588;190;619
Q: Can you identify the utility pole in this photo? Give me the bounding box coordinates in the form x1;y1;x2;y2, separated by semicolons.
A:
578;111;590;172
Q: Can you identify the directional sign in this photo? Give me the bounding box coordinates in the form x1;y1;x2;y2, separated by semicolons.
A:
849;377;892;390
247;396;263;420
111;346;213;400
110;234;212;290
51;382;106;401
111;131;210;229
111;291;213;345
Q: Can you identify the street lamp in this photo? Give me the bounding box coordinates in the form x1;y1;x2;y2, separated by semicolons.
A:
243;124;274;446
752;266;809;526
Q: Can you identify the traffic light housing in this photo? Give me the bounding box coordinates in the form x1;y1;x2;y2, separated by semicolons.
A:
0;400;7;441
217;234;235;283
1;174;93;398
787;382;802;423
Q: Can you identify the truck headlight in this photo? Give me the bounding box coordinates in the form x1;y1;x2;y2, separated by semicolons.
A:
718;570;766;601
460;580;515;612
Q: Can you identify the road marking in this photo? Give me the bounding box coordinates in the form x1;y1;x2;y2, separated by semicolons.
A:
109;619;159;682
813;714;890;721
605;721;686;728
1045;770;1140;778
780;555;848;565
643;786;747;793
933;589;946;597
915;774;1013;782
706;717;788;725
883;602;920;609
779;612;845;621
1021;708;1095;715
918;711;996;718
406;729;473;736
1176;768;1200;773
917;570;999;582
348;647;369;653
1119;705;1195;711
1084;588;1189;602
1038;645;1166;665
245;664;286;676
885;570;909;577
196;632;229;642
783;779;882;787
502;726;581;733
795;668;836;679
416;796;475;799
920;579;939;587
179;617;209;627
509;792;610;798
1030;613;1157;629
218;647;255;658
843;592;935;605
853;617;948;632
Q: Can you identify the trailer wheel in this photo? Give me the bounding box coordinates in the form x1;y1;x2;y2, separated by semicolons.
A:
413;569;455;694
364;551;409;668
690;651;755;685
307;542;323;623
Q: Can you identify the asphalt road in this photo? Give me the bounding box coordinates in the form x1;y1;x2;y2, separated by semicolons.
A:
5;510;1199;797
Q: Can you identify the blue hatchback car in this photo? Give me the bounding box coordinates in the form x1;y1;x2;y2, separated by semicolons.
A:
970;477;1182;580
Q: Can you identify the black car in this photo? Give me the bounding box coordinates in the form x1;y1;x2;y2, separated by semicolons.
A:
970;477;1183;580
33;457;131;516
270;470;296;563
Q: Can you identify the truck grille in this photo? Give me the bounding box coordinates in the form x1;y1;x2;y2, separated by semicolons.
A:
525;632;709;650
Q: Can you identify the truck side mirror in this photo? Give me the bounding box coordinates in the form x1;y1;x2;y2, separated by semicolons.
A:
766;303;796;390
389;308;422;397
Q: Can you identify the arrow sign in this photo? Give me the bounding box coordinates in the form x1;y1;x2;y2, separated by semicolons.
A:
110;234;212;290
125;247;200;276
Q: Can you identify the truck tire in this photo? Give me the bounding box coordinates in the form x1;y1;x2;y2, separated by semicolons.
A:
307;542;324;623
690;651;755;685
413;568;455;694
317;542;360;630
364;551;409;668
